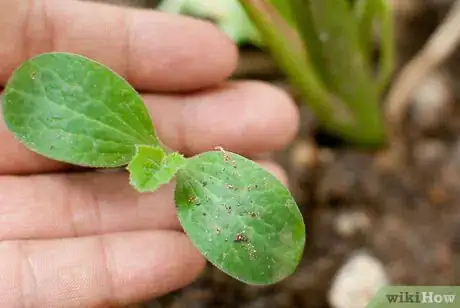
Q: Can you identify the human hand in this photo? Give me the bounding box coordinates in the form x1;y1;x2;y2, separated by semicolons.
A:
0;0;299;307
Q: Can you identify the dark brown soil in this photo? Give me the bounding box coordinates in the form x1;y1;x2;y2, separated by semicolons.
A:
88;1;460;307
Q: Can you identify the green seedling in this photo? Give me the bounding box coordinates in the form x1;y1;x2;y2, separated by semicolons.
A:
165;0;395;145
238;0;395;146
1;52;306;285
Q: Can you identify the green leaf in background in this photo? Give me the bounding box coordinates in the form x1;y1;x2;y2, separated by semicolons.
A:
268;0;295;27
174;149;305;285
354;0;378;61
2;52;158;167
289;0;386;144
238;0;344;137
157;0;262;45
127;145;186;192
157;0;295;46
239;0;394;145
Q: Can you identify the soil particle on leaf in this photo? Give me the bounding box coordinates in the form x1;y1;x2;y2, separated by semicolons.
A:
188;196;200;205
246;184;261;192
234;233;248;243
248;248;257;260
216;146;236;167
226;184;244;191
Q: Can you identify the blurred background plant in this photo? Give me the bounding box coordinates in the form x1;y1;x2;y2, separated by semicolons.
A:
159;0;395;146
157;0;262;44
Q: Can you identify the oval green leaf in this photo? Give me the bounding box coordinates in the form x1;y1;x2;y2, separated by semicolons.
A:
174;149;305;285
2;52;158;167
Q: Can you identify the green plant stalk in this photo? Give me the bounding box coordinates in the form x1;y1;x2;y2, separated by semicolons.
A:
240;0;388;145
290;0;386;144
354;0;375;62
374;0;395;94
239;2;331;120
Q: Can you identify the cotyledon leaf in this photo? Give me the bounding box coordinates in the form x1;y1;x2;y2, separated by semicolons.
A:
1;52;159;167
127;145;186;193
174;149;306;285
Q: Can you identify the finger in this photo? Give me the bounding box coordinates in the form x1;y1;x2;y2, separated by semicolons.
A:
256;159;289;187
0;81;299;175
0;0;237;92
148;81;299;156
0;172;180;241
0;231;205;308
0;160;287;241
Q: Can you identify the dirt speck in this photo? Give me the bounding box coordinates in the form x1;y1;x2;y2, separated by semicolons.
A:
188;196;200;205
216;146;236;167
248;247;257;260
234;233;248;243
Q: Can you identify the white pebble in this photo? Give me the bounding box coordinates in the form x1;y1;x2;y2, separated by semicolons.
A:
328;250;389;308
411;70;452;131
334;211;371;237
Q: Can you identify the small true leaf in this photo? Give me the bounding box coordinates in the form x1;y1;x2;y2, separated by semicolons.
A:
174;149;305;285
2;52;158;167
127;145;186;192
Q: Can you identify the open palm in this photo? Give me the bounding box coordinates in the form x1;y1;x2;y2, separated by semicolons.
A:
0;0;299;307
